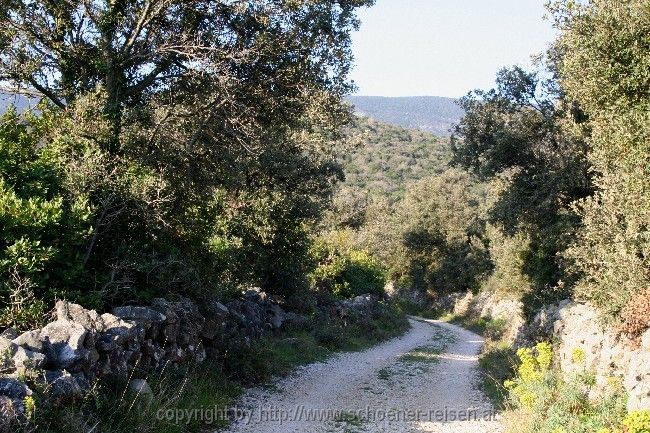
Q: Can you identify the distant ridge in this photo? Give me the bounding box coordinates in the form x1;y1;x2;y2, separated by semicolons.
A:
0;90;39;113
346;95;464;136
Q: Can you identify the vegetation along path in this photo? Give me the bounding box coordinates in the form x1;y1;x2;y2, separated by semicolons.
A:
223;318;503;433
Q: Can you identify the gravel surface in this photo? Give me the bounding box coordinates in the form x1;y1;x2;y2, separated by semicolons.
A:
222;317;504;433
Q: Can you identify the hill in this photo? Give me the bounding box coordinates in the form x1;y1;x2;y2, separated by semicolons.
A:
346;96;464;136
340;116;451;200
0;91;39;113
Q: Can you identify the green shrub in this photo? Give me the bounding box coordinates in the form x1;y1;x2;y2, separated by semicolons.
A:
484;318;508;341
0;109;93;325
557;0;650;324
504;342;627;433
310;230;386;298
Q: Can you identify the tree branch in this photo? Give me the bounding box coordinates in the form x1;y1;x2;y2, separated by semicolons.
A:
25;78;66;108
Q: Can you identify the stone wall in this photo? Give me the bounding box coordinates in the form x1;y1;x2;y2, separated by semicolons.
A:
530;300;650;411
445;291;650;410
0;289;299;422
0;290;384;425
447;290;526;344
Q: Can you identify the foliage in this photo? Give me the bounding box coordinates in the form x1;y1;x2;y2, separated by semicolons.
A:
386;169;491;295
479;341;517;410
0;0;373;150
619;289;650;340
623;410;650;433
554;0;650;324
450;64;592;315
0;109;95;319
0;0;376;316
309;230;386;298
503;342;627;433
332;116;452;211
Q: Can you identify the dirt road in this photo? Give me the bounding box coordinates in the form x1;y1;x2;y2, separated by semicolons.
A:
223;317;503;433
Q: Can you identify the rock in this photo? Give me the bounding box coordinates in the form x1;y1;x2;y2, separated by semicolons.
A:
111;306;166;325
44;370;83;405
201;301;229;340
171;297;205;343
55;301;105;332
284;312;309;328
96;314;139;351
266;304;285;329
0;378;31;400
12;347;46;372
243;287;266;302
0;337;17;357
12;330;44;353
40;320;89;370
128;379;153;404
151;298;179;324
0;328;18;340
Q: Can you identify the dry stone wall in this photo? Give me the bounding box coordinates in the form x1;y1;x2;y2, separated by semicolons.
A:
531;300;650;411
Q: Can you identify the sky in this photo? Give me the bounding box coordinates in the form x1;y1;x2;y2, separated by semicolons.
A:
350;0;557;98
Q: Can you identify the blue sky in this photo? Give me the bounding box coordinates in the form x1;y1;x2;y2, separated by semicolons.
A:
350;0;557;97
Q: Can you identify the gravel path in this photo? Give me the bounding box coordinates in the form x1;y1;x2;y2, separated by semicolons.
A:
222;318;504;433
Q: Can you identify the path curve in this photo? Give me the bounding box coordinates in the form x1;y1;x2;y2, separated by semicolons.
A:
222;318;503;433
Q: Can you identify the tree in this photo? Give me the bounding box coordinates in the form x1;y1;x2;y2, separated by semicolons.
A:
1;0;372;151
0;1;374;307
553;0;650;326
450;65;593;314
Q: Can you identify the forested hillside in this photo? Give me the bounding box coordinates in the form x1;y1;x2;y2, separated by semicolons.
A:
340;117;451;199
347;96;464;136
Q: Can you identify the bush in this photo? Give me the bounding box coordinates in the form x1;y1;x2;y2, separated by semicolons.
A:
0;109;93;322
623;410;650;433
310;230;386;298
620;289;650;339
558;0;650;323
504;342;627;433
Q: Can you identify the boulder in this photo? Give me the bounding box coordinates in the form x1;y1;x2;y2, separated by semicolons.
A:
40;320;89;370
12;347;46;372
111;306;166;325
0;329;18;340
55;301;105;332
200;301;229;340
44;370;83;405
127;379;153;404
96;314;139;351
0;337;17;357
12;330;44;353
0;378;31;400
265;304;286;329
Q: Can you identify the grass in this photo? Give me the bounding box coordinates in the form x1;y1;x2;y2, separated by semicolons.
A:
392;299;441;319
399;344;444;363
477;341;517;409
376;325;454;384
31;362;241;433
334;412;367;433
